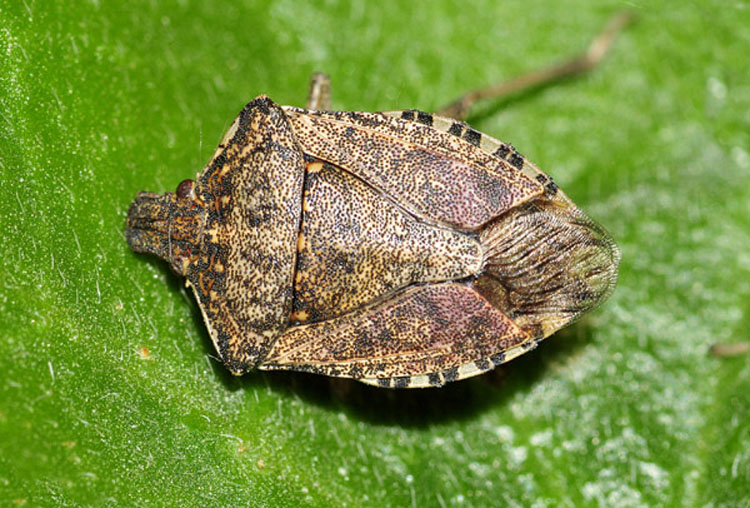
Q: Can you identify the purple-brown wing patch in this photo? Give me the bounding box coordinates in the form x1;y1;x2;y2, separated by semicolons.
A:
261;283;531;384
283;108;544;230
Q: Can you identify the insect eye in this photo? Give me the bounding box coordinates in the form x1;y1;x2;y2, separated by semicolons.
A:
176;179;194;198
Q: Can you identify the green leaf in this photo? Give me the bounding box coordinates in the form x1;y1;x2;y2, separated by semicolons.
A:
2;0;749;505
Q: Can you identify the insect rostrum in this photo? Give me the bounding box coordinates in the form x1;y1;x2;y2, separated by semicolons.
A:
126;77;619;388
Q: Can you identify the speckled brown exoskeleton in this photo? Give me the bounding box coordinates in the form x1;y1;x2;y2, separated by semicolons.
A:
126;15;628;388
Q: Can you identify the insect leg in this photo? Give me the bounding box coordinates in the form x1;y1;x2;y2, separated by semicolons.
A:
437;11;635;120
710;342;750;357
306;72;332;110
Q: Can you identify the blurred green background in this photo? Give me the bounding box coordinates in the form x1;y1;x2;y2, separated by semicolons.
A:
1;0;749;505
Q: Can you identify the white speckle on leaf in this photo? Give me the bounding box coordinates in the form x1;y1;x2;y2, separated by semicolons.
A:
638;461;669;490
582;478;645;508
468;461;489;478
732;146;750;170
493;425;514;443
509;446;527;467
529;429;553;447
707;76;727;102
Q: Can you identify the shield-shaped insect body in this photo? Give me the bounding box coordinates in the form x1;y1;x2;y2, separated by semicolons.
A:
126;78;619;388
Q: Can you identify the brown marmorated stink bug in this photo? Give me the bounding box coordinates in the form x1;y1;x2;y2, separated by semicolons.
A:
126;15;628;387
